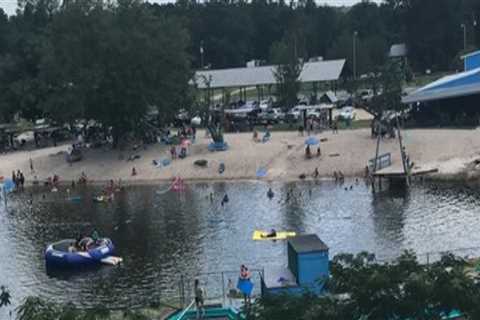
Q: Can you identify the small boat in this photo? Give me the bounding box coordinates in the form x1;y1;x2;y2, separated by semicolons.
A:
252;230;296;241
45;238;117;268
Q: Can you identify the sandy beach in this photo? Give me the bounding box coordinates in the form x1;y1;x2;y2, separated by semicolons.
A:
1;128;480;186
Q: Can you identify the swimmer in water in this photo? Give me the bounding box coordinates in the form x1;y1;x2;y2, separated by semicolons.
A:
267;188;274;199
221;194;229;206
262;229;277;238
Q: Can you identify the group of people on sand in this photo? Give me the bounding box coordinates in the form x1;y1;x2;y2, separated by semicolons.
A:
11;170;25;191
252;127;271;143
170;145;188;160
78;171;88;184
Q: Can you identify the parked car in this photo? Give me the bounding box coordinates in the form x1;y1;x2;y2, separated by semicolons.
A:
286;106;303;121
264;108;285;123
191;116;202;126
359;89;374;102
338;106;356;121
14;131;35;145
307;108;323;119
259;99;271;110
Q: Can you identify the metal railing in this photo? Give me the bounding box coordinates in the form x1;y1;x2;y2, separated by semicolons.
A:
176;299;195;320
177;268;264;309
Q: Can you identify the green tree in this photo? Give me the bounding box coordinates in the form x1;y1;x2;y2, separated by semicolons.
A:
0;0;55;121
251;251;480;320
43;0;191;147
366;58;405;118
271;28;304;109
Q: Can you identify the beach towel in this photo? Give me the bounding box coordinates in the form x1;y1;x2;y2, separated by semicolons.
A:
256;167;268;177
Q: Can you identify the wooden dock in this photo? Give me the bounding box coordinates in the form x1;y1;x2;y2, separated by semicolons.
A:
373;165;438;178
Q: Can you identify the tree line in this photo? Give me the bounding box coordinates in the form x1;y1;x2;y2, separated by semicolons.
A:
3;251;480;319
0;0;192;146
0;0;479;142
153;0;479;74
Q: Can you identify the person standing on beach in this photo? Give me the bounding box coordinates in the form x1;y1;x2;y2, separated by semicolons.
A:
332;119;339;134
19;171;25;191
29;158;34;173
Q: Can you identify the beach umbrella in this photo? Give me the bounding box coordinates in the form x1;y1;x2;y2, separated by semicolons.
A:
305;137;319;146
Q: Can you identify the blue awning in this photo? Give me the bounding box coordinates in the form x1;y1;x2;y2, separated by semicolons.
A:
402;67;480;104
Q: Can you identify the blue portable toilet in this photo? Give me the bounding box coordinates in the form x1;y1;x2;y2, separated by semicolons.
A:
287;234;329;293
261;234;329;296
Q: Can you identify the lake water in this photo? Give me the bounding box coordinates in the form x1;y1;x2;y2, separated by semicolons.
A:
1;180;480;314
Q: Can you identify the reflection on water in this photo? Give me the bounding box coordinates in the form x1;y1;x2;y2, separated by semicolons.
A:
1;180;480;313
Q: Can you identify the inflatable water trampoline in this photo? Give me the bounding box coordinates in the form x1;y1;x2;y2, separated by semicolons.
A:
45;238;120;268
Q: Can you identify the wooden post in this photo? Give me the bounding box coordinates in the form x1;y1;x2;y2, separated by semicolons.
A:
396;116;410;186
221;271;226;306
373;121;381;173
2;184;6;210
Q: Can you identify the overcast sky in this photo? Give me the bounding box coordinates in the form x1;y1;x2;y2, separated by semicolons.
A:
0;0;376;16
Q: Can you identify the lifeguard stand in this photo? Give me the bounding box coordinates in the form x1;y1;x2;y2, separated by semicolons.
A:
261;234;329;296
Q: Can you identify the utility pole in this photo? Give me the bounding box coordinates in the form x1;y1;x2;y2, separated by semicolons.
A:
200;40;204;69
461;24;467;51
353;31;358;81
396;116;410;187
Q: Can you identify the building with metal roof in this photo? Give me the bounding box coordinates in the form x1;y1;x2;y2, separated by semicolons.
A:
402;50;480;127
389;43;407;58
194;59;346;89
403;50;480;104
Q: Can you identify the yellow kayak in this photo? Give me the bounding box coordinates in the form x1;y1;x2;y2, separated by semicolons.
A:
252;230;296;241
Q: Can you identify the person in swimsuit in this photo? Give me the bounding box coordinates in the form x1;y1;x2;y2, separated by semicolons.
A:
261;229;277;238
194;279;205;319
